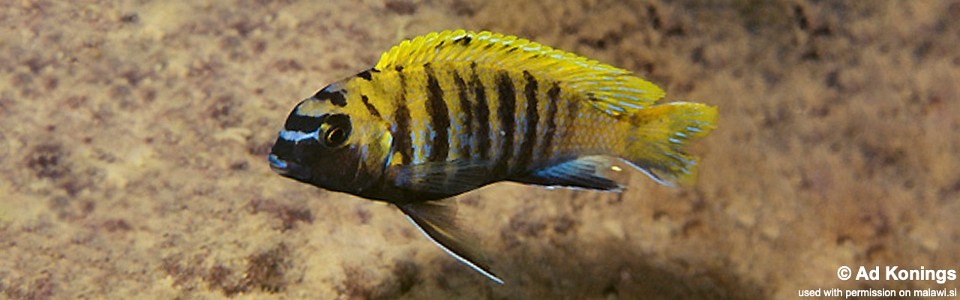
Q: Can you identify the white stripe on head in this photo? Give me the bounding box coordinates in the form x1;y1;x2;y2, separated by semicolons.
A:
279;129;320;142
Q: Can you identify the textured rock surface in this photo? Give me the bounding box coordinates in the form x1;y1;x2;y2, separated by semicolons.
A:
1;0;958;299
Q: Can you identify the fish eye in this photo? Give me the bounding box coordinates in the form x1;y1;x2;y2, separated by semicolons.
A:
321;114;351;147
325;127;347;146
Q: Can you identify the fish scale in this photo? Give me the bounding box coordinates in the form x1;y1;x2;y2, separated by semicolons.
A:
268;30;718;283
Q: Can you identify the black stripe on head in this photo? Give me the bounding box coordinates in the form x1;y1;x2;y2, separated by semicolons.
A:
540;83;561;158
356;69;373;81
314;88;347;107
360;95;382;118
285;106;324;132
425;64;450;162
394;69;413;165
516;71;539;171
471;62;491;160
452;69;472;158
493;70;516;176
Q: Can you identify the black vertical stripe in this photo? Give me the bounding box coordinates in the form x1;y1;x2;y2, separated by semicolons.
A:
540;83;561;158
425;65;450;162
394;69;413;165
562;88;580;154
395;105;412;165
452;69;472;158
516;71;539;171
471;62;491;160
493;71;516;176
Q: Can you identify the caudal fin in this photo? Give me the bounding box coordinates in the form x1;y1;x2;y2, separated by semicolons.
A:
622;102;717;187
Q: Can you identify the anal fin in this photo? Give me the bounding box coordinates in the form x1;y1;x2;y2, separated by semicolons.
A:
510;156;622;191
397;201;504;284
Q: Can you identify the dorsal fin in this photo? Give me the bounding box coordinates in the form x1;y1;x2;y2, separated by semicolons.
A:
375;30;666;115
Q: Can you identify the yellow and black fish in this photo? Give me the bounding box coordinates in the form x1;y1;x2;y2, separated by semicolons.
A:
268;30;717;283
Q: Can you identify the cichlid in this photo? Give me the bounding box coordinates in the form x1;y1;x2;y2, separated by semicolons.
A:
268;30;717;283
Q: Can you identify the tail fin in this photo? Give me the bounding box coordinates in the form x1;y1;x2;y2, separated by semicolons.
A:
622;102;717;187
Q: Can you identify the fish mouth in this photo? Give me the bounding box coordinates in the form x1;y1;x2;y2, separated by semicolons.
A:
268;154;312;182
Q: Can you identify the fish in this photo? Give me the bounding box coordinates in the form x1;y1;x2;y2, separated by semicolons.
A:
268;30;717;283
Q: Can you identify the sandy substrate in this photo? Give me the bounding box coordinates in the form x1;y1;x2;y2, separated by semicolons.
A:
1;0;958;299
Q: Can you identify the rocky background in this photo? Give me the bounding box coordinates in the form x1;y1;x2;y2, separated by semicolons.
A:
1;0;958;299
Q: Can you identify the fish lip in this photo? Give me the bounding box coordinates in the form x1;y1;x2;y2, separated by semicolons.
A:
268;154;311;181
268;154;289;172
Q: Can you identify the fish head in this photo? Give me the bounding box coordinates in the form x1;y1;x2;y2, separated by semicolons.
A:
269;82;392;194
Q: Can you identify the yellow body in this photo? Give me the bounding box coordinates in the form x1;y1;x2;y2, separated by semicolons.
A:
269;29;718;284
291;30;716;192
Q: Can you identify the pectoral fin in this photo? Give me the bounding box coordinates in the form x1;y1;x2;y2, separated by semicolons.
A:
397;201;504;284
392;160;493;197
